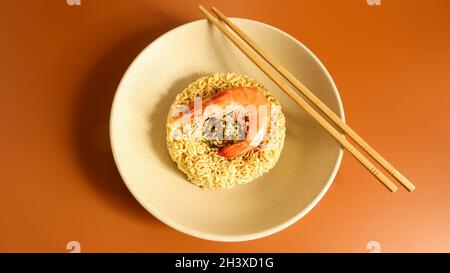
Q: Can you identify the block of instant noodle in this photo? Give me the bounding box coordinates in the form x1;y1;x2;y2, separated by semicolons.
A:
166;73;286;189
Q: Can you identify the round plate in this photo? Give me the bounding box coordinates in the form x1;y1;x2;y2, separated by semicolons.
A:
110;18;345;242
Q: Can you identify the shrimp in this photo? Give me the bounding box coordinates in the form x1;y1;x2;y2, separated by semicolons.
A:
179;87;271;159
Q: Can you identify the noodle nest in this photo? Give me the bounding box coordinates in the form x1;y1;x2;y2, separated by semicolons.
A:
166;73;286;189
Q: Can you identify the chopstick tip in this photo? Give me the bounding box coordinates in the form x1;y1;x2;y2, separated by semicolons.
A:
388;183;398;193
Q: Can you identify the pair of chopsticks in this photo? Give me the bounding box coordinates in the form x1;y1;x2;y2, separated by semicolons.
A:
198;5;415;193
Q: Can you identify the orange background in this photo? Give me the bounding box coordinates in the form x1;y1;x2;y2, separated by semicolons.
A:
1;0;450;252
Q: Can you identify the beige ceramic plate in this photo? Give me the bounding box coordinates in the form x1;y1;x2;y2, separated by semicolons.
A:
110;18;345;242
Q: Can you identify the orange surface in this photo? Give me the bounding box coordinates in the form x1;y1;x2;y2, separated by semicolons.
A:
1;0;450;252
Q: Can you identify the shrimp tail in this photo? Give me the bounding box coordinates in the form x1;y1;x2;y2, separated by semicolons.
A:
218;141;253;159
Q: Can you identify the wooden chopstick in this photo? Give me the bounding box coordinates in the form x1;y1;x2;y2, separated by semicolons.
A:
198;5;399;192
209;7;415;193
